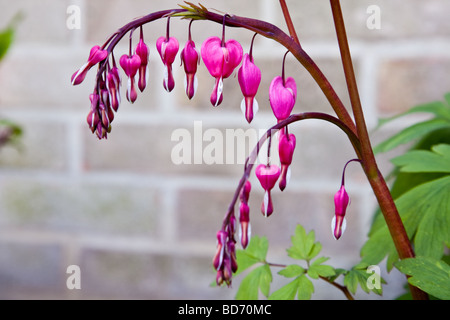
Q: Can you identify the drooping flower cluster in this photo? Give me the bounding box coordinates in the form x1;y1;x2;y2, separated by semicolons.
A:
71;16;264;140
71;12;357;288
213;222;238;287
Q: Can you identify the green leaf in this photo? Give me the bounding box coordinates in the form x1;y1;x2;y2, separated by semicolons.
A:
269;277;300;300
376;100;450;128
297;275;315;300
309;264;336;278
361;176;450;270
391;144;450;173
344;264;384;296
286;225;322;261
235;235;268;275
269;274;314;300
278;264;305;278
395;257;450;300
235;264;272;300
374;119;450;154
0;12;23;61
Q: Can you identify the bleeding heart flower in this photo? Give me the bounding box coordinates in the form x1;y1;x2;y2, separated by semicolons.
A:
106;63;121;112
239;180;252;249
201;36;243;106
119;54;141;103
255;164;281;217
87;93;100;133
278;132;296;191
238;53;261;123
135;32;149;92
332;185;350;240
71;45;108;85
212;230;227;270
269;76;297;122
156;36;179;92
181;39;199;99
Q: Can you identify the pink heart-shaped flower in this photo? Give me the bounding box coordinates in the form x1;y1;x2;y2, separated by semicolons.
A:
156;36;179;65
201;37;243;79
119;54;141;78
255;164;281;217
255;164;281;191
269;76;297;121
278;133;296;165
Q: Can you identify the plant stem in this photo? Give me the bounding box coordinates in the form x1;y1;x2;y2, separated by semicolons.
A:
279;0;300;46
222;112;360;230
329;0;428;300
319;276;354;300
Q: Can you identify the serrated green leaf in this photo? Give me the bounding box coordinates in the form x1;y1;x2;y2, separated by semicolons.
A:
278;264;305;278
376;100;450;128
310;264;336;278
297;275;314;300
391;144;450;173
235;264;272;300
235;236;269;275
311;256;329;266
307;267;319;279
395;257;450;300
361;176;450;270
344;267;383;295
286;225;322;261
374;119;450;154
269;277;299;300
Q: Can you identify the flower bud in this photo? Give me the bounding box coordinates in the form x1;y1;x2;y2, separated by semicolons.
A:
238;53;261;123
332;185;349;240
255;164;281;217
71;45;108;85
181;39;200;99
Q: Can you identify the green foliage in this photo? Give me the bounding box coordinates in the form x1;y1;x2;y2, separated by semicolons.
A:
234;225;383;300
395;257;450;300
0;12;22;62
0;14;23;149
365;92;450;299
343;263;384;296
234;236;272;300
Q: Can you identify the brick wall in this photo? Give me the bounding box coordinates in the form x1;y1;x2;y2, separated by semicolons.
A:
0;0;448;300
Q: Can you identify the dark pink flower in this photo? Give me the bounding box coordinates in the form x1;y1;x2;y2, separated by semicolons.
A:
135;35;149;92
119;54;141;103
278;132;296;191
255;164;281;217
87;93;100;133
181;39;200;99
269;76;297;122
238;53;261;123
332;185;349;240
212;230;227;271
106;64;121;112
239;180;252;249
156;36;179;92
201;36;243;106
71;45;108;85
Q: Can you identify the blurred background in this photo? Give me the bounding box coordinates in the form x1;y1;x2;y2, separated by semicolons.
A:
0;0;449;300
